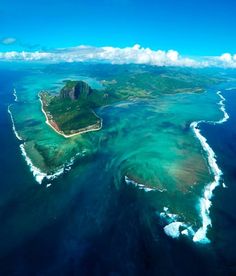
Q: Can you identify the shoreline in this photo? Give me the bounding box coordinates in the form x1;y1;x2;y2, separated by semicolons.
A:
157;90;230;243
8;104;65;185
8;89;93;185
19;141;83;185
7;104;23;141
39;94;103;138
190;90;229;243
8;87;230;228
8;89;66;184
20;142;69;185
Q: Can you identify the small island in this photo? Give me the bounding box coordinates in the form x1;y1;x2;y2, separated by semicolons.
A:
39;80;105;137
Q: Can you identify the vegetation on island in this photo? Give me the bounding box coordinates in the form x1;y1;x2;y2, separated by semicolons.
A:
40;81;106;136
40;65;224;136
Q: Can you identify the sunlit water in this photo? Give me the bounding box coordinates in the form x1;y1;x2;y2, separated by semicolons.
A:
1;64;236;274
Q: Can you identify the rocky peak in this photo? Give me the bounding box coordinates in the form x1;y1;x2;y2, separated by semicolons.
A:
60;80;93;100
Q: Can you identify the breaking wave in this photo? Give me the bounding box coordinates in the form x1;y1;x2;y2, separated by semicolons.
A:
8;89;85;185
190;90;229;243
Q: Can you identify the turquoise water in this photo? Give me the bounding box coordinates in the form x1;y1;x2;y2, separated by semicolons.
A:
10;71;103;177
8;64;225;242
2;64;236;274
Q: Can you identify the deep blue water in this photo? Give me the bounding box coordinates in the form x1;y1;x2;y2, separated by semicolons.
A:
200;90;236;274
0;68;236;275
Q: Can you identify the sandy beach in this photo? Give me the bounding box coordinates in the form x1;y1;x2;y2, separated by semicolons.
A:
39;94;103;138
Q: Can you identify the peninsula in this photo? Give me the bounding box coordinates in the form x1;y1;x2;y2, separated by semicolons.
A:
40;80;104;137
39;67;223;138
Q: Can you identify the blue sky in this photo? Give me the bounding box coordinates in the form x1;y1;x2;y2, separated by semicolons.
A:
0;0;235;56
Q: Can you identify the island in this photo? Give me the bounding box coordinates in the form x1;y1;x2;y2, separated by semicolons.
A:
11;63;230;244
40;67;223;138
39;80;106;137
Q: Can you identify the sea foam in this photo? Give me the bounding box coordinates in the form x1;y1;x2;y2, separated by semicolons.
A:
160;91;229;243
8;89;87;185
125;176;156;192
160;207;195;239
13;88;18;102
19;143;83;184
20;144;47;184
124;91;229;243
164;222;186;239
8;104;50;184
7;105;23;141
190;90;229;243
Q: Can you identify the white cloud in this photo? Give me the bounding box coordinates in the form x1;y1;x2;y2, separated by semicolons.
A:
1;37;17;45
0;44;235;68
219;53;232;62
215;53;236;67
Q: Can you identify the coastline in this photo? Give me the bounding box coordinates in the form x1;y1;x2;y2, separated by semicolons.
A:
20;141;71;185
39;94;103;138
7;104;23;141
8;89;97;185
9;88;231;234
8;104;65;184
8;90;67;184
8;93;47;184
157;90;230;243
190;90;229;243
19;141;83;185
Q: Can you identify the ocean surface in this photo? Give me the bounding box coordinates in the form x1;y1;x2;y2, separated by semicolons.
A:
0;64;236;275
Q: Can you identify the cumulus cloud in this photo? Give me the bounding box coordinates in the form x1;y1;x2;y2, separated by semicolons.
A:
0;44;235;68
1;37;17;45
218;53;236;67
